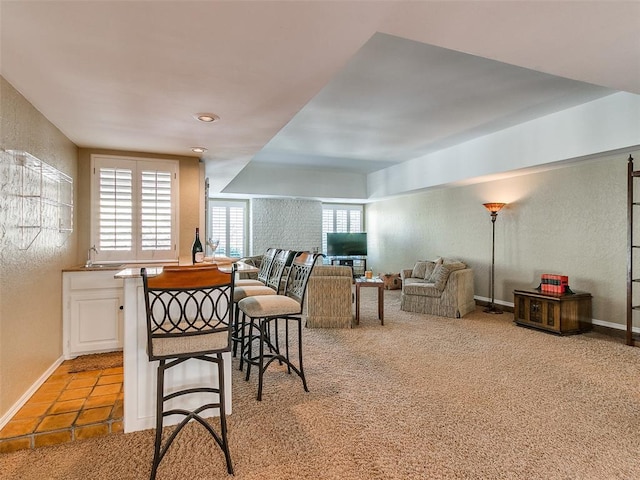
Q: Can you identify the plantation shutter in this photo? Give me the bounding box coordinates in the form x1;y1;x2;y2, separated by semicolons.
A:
321;204;365;255
349;210;362;233
228;206;245;257
92;156;178;262
97;161;135;253
335;210;348;232
140;169;172;251
207;201;247;258
322;209;334;254
210;206;227;255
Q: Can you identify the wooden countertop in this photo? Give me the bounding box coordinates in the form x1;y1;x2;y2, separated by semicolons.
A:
114;261;258;279
63;263;131;272
63;255;238;273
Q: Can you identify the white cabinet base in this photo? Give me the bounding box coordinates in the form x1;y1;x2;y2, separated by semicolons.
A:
120;275;232;433
63;271;124;359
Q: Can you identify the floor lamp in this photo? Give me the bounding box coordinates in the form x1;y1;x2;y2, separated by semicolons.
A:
483;202;506;314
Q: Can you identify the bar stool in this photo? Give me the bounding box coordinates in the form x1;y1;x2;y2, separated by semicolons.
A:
141;264;235;479
232;250;295;369
235;247;279;288
231;248;279;358
238;251;320;401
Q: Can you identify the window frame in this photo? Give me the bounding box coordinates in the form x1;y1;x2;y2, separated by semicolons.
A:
90;154;179;263
321;203;365;255
207;199;248;259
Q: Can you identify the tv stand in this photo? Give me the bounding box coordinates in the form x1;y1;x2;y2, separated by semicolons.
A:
331;257;366;279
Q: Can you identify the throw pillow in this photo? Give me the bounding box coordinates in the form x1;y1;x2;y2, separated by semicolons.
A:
444;261;467;271
429;262;467;290
411;261;429;279
430;264;451;290
380;273;402;290
423;261;437;280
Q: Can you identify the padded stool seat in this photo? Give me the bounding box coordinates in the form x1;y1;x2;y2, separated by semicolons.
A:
233;285;277;302
238;295;301;317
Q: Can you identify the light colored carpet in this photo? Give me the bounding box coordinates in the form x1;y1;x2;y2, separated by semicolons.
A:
3;289;640;480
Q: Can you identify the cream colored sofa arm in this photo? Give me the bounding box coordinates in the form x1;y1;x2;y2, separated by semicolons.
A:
400;269;414;281
312;265;353;277
305;267;353;328
440;269;475;317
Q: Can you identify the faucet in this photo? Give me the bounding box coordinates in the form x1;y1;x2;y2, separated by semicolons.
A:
86;245;99;267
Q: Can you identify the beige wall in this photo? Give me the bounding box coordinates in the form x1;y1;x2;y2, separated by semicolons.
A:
366;152;636;327
77;149;203;264
0;77;78;418
0;77;202;420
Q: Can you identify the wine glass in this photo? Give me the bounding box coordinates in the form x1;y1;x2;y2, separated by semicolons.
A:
207;238;220;259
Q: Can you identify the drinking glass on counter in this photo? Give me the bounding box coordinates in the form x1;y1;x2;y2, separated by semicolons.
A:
207;238;220;259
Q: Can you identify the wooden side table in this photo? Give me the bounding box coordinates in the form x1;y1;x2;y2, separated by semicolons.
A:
355;278;384;325
513;288;592;335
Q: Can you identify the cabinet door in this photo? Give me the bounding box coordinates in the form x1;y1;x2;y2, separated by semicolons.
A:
526;298;560;332
528;297;543;325
543;300;560;331
69;290;123;355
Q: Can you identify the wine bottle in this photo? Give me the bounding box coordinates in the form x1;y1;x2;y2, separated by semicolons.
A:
192;227;204;264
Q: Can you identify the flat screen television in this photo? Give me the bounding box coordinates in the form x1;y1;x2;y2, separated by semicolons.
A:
326;232;367;256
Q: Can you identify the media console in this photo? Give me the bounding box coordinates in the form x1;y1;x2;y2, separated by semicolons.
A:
330;257;367;278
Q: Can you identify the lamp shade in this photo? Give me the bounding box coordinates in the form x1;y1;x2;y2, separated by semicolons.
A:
483;202;506;214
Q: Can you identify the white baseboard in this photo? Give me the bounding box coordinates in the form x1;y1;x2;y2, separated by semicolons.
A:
0;356;65;431
474;295;513;308
473;296;636;333
590;317;637;332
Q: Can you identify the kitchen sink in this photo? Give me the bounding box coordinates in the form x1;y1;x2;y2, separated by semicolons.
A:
82;263;126;270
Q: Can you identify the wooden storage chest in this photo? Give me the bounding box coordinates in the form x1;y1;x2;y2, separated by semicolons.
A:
513;288;592;335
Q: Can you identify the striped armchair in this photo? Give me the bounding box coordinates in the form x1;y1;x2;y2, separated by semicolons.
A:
400;260;475;318
304;265;354;328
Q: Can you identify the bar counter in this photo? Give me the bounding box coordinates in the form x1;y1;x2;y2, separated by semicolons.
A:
114;260;257;433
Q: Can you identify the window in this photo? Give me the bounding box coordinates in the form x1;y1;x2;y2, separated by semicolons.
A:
208;200;247;258
321;204;364;254
91;155;178;263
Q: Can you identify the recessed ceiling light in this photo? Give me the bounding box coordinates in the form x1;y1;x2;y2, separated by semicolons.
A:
195;113;219;123
191;147;207;154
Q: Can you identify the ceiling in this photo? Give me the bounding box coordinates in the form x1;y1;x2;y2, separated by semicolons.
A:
1;1;639;200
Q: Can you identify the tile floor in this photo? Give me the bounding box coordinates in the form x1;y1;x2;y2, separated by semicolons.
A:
0;360;123;453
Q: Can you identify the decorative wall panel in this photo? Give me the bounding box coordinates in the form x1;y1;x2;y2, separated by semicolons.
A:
1;149;73;250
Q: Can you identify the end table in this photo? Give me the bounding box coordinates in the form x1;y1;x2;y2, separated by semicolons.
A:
355;277;384;325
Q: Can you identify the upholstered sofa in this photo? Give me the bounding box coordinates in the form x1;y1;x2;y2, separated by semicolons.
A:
304;265;354;328
400;259;475;318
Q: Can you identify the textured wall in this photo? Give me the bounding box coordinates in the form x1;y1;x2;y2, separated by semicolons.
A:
0;82;202;420
366;151;634;327
0;76;78;417
250;198;322;255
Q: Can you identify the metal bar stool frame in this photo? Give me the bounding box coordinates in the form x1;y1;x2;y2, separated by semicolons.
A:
235;247;279;288
142;264;236;479
234;250;296;371
232;248;281;358
238;252;320;401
